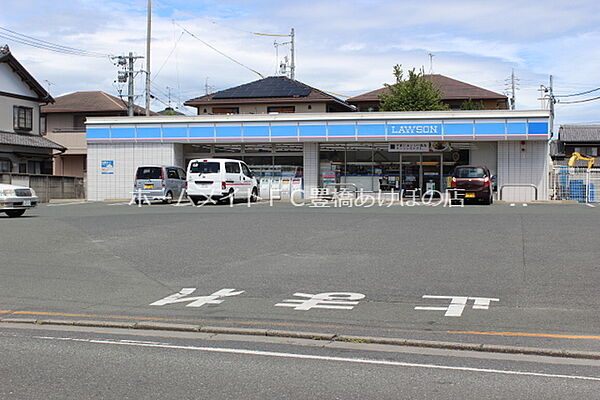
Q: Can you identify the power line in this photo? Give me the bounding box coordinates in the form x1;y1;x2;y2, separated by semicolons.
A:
0;26;110;58
173;21;265;78
555;87;600;98
557;96;600;104
152;31;184;81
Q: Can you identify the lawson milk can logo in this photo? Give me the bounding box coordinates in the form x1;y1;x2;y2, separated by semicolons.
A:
389;124;442;135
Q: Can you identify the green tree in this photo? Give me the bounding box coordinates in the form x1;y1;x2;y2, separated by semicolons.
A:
460;98;485;110
379;65;448;111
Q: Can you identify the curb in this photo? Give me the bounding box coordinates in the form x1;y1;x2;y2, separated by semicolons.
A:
2;317;600;360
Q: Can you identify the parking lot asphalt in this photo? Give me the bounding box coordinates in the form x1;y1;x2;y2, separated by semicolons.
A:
1;200;599;352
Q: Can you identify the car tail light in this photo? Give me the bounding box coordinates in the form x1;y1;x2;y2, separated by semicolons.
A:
483;176;490;187
451;177;457;188
183;181;188;189
221;181;227;190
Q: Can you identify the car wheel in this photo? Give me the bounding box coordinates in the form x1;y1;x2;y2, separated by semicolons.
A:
250;187;258;202
163;191;173;204
5;209;26;218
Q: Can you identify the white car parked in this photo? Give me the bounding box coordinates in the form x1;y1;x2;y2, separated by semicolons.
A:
0;183;39;217
186;158;259;205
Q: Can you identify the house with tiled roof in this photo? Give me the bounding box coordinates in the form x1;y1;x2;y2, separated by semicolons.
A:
348;74;509;111
42;91;153;177
551;125;600;166
0;45;65;175
184;76;354;115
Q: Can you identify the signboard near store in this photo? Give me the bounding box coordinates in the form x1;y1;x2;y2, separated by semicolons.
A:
101;160;114;174
389;143;430;152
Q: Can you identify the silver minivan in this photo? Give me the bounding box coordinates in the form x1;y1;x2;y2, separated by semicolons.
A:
134;165;187;203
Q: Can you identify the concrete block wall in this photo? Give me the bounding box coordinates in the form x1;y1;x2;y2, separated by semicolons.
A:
87;142;177;201
303;143;319;198
497;140;548;201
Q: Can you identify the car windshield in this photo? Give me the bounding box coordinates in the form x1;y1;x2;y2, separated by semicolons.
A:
136;167;162;179
455;167;485;178
190;162;220;174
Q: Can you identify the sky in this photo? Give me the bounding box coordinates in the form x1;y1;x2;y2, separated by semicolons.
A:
2;0;600;127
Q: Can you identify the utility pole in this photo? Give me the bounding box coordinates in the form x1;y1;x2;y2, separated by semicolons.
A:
145;0;152;116
290;28;295;80
510;69;516;110
112;53;144;116
127;53;135;116
538;75;556;136
505;69;519;110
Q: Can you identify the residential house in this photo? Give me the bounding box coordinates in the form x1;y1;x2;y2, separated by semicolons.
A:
0;45;64;174
42;90;151;177
347;74;509;111
184;76;354;114
551;125;600;166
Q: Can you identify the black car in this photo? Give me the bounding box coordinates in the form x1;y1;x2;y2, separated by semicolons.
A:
451;165;495;205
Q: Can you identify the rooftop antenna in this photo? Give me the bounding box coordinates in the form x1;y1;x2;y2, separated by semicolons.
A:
43;79;54;94
428;53;435;74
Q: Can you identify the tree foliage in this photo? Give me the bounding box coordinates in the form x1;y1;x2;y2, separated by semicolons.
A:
460;98;485;110
379;65;448;111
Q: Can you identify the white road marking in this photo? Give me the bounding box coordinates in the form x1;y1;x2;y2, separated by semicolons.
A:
31;335;600;382
276;292;365;311
415;295;499;317
586;204;596;208
106;202;130;206
46;201;88;207
522;204;528;207
150;288;244;307
509;203;516;207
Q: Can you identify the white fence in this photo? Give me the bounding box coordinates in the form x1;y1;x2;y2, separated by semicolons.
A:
549;167;600;203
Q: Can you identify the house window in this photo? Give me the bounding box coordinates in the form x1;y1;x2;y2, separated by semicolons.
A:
267;106;295;113
73;115;86;131
212;107;239;115
0;159;11;172
13;106;33;131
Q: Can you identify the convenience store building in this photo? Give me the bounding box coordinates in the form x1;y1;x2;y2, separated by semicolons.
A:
86;110;550;202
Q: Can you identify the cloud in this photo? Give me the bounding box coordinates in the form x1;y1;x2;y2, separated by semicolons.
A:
1;0;599;125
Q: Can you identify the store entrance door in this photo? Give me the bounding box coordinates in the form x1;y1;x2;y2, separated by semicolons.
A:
400;154;442;195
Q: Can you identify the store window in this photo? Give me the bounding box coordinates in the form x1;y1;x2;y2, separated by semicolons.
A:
344;143;374;191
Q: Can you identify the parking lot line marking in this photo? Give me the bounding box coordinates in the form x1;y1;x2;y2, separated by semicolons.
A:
586;204;596;208
32;335;600;382
106;202;131;206
46;201;88;206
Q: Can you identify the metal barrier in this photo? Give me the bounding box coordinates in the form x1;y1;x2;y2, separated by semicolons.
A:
499;184;538;201
549;167;600;203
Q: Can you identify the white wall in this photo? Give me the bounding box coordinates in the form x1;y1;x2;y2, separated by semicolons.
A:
470;142;497;176
87;142;177;201
0;63;39;97
303;143;319;198
497;141;548;201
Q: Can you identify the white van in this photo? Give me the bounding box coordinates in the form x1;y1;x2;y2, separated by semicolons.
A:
186;158;259;205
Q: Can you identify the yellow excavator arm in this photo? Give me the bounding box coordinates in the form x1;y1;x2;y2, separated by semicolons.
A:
568;152;596;170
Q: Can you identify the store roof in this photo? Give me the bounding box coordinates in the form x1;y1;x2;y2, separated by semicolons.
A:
0;45;54;103
41;91;154;115
558;125;600;142
0;131;65;151
185;76;353;110
348;74;507;103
